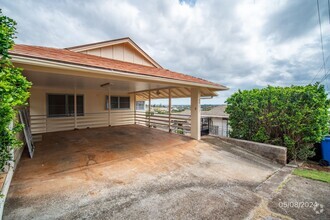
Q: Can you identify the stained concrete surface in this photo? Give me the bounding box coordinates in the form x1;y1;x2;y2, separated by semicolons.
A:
268;175;330;220
4;125;282;219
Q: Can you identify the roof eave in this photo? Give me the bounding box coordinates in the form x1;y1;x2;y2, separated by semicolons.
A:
11;54;228;91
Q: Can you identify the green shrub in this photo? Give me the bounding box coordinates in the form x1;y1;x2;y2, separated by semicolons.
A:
225;84;329;161
175;129;184;135
0;10;31;171
145;111;154;116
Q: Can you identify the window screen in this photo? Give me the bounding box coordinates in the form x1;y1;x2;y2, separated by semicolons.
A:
48;94;66;117
110;96;119;109
48;94;84;117
76;95;84;116
108;96;130;109
68;95;74;116
120;97;130;109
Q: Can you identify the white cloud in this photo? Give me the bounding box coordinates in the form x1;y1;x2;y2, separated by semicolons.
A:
1;0;329;104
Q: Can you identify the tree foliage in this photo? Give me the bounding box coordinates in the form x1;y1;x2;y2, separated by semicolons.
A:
225;84;329;161
0;10;31;171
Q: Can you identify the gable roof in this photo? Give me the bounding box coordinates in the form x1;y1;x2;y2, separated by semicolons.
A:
10;44;228;90
66;37;162;68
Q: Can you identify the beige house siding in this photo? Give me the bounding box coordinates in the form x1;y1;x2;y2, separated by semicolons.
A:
80;43;154;67
29;87;135;134
210;117;229;137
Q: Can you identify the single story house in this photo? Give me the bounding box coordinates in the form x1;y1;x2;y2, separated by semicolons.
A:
201;105;229;137
177;105;229;136
10;37;227;141
0;38;228;214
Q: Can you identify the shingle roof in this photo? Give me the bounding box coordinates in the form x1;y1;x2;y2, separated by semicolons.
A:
177;105;228;118
201;105;228;117
10;44;226;89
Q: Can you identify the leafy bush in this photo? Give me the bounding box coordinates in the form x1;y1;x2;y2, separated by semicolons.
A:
0;10;31;171
225;84;329;161
175;129;184;135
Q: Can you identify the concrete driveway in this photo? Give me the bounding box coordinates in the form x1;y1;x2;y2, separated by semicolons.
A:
4;126;281;219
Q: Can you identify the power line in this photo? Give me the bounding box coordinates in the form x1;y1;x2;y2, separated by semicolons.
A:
319;68;330;83
328;0;330;24
317;0;327;78
310;55;330;84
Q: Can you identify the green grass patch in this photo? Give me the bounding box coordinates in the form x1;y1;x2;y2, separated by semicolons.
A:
293;169;330;183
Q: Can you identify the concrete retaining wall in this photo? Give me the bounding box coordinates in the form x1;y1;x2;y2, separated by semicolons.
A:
219;137;287;165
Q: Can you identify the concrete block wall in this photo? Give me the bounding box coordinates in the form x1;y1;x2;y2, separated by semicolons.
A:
219;137;287;165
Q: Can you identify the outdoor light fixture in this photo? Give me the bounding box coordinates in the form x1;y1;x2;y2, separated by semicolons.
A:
100;82;114;87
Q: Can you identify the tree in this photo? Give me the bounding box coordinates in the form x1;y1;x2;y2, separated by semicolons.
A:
226;84;329;161
0;10;31;171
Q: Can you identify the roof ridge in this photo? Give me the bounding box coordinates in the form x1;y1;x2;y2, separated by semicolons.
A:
64;37;131;50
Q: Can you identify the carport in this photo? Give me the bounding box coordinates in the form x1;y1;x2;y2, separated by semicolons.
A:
12;125;195;181
5;124;282;219
10;44;228;142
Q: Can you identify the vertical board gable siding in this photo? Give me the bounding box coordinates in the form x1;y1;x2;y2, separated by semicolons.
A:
79;43;154;67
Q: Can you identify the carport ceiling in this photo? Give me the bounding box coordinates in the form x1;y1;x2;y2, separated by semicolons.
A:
24;70;173;93
134;87;217;101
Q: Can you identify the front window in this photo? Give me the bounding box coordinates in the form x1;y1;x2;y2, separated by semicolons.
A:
106;96;130;110
47;94;84;117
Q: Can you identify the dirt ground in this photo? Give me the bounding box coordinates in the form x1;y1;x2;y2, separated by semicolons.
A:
301;161;330;172
4;126;328;219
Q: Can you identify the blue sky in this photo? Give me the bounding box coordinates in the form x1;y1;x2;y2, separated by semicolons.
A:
1;0;330;105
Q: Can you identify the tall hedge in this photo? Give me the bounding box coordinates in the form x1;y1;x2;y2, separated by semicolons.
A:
225;84;329;161
0;10;31;171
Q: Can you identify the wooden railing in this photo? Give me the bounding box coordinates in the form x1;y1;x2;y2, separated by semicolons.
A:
30;111;134;134
135;111;191;136
30;111;191;136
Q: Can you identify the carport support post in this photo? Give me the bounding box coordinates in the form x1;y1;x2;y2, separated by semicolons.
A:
190;88;201;140
148;90;151;127
168;88;172;132
133;93;136;124
74;87;77;129
108;87;111;126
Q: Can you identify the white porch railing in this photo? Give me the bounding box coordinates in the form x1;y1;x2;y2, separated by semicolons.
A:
135;111;191;136
30;111;134;134
30;111;192;137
